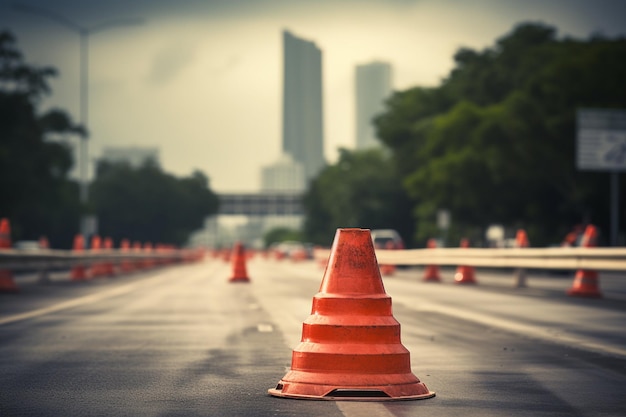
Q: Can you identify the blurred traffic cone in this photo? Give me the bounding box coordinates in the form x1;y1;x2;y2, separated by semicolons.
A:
70;234;88;281
379;240;396;276
229;242;250;283
0;218;19;292
567;225;602;298
132;241;143;270
454;238;476;284
423;238;441;282
119;239;134;273
269;228;435;401
514;229;529;288
38;236;49;249
89;235;108;278
291;247;307;262
143;242;154;269
102;237;116;276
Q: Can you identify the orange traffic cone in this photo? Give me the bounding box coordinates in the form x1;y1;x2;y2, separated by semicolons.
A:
291;247;307;262
514;229;529;288
229;242;250;283
379;241;396;276
567;225;602;298
119;238;134;273
143;242;154;269
423;238;441;282
0;218;19;292
454;238;476;284
89;235;108;278
70;234;88;281
102;237;116;276
132;241;143;270
269;228;435;401
38;236;49;249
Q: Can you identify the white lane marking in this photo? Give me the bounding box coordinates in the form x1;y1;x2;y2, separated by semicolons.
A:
0;263;219;326
416;300;626;359
338;402;396;417
257;323;273;332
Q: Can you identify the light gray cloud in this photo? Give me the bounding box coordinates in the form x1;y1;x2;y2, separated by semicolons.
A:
147;42;196;85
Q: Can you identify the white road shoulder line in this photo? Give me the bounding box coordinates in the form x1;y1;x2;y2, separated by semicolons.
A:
0;268;186;326
416;301;626;359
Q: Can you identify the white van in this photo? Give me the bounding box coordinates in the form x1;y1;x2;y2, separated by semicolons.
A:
370;229;404;249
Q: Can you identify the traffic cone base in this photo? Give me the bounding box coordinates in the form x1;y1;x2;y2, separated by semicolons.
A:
454;238;477;284
0;272;19;293
454;267;476;284
567;225;602;298
423;265;441;282
269;228;434;401
70;266;88;281
423;238;441;282
567;270;602;298
269;374;434;401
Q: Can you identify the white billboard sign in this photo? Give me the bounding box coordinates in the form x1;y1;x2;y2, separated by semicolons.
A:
577;108;626;172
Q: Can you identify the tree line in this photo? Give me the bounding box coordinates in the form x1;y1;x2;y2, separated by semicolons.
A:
0;30;219;249
303;22;626;247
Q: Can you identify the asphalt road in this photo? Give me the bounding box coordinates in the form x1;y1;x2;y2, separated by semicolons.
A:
1;257;625;417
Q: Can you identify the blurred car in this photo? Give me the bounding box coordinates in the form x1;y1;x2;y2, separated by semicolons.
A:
271;241;314;259
13;240;42;251
370;229;404;250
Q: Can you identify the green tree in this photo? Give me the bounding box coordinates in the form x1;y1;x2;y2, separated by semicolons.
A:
0;30;83;248
302;148;414;246
90;160;219;246
375;22;626;245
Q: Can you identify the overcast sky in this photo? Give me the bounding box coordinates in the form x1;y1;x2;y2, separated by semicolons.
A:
1;0;625;192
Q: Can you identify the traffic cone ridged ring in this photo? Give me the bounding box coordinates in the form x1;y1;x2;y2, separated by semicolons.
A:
269;228;434;401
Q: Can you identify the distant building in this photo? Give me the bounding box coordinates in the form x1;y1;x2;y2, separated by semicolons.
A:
355;61;393;149
282;29;325;181
261;153;306;193
100;146;160;168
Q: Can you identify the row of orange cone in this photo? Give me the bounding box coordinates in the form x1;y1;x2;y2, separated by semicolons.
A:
419;227;602;297
0;217;201;292
68;234;181;282
225;225;603;300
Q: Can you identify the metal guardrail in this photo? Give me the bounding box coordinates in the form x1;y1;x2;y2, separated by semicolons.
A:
3;246;626;272
313;247;626;271
0;249;203;271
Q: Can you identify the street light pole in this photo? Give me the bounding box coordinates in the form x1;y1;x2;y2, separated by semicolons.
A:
79;28;89;204
13;3;143;207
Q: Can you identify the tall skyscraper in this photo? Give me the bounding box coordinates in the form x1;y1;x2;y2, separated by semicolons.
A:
282;30;325;182
355;61;393;149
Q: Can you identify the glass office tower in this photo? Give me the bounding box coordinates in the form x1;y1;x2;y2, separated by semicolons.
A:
282;30;325;182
